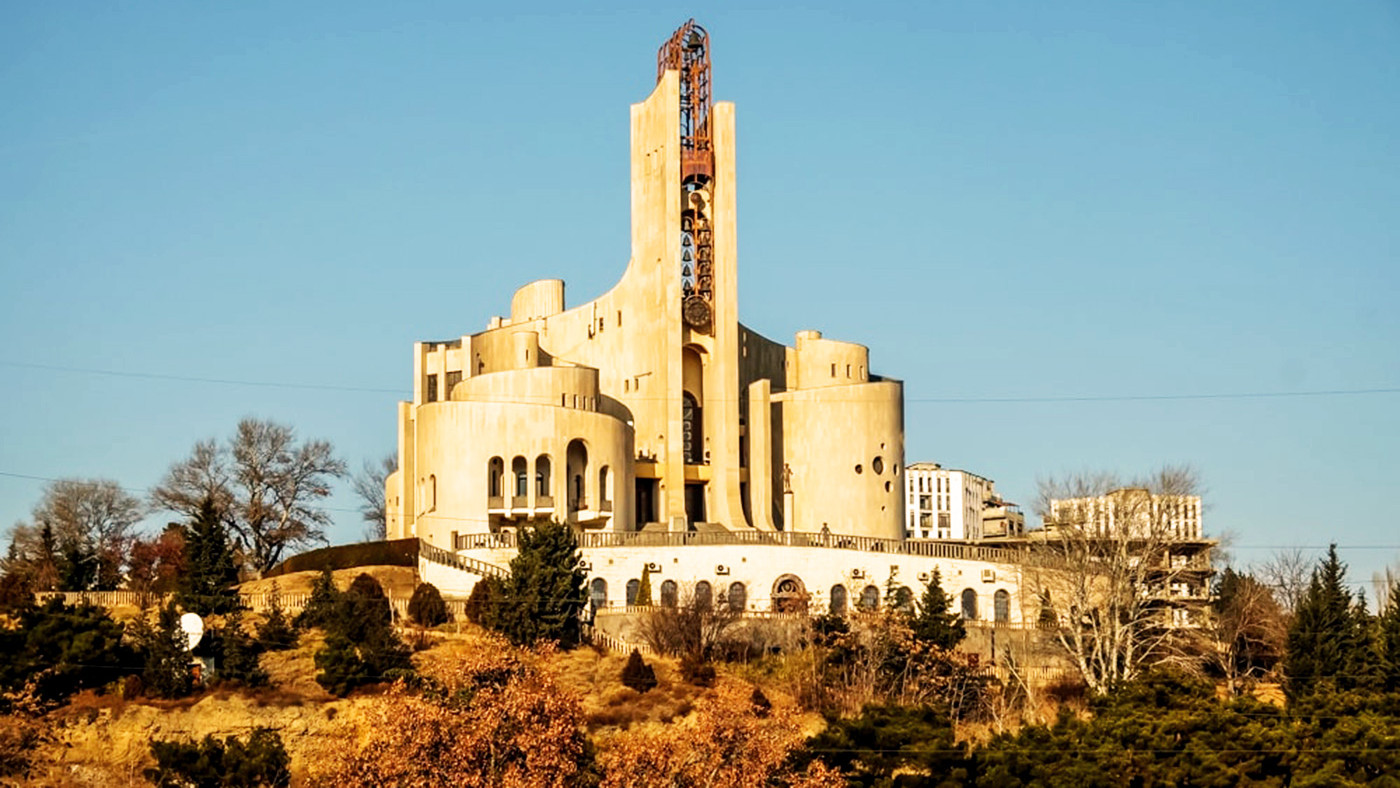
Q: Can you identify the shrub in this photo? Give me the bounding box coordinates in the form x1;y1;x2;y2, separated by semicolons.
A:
0;598;134;707
621;649;658;693
680;653;716;687
407;582;451;627
145;727;290;787
463;575;503;627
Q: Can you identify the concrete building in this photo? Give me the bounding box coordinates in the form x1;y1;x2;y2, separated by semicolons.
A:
385;21;904;549
379;22;1091;634
904;463;1023;540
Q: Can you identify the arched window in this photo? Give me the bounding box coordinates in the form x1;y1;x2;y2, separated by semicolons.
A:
536;454;552;498
599;465;611;509
567;439;589;512
727;582;747;612
488;457;505;499
590;578;608;610
994;589;1010;624
894;585;914;612
695;580;712;609
682;392;703;464
660;580;678;607
626;579;640;606
512;456;528;499
830;584;848;615
961;589;978;620
859;585;880;612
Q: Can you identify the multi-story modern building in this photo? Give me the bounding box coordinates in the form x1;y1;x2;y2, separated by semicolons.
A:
903;463;1023;541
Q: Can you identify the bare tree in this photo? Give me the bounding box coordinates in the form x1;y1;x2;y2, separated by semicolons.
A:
1026;466;1211;695
352;454;396;542
1258;548;1313;616
1372;557;1400;613
8;478;143;590
1211;568;1286;695
638;585;741;661
151;418;346;575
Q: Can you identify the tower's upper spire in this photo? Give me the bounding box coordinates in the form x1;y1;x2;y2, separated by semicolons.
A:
657;20;713;182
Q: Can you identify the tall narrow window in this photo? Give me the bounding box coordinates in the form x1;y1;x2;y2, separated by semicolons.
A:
426;374;439;403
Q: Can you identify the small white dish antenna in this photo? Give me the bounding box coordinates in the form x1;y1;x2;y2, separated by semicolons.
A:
179;612;204;651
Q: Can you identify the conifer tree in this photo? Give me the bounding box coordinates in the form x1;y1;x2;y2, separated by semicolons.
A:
493;519;587;648
636;564;654;607
1378;582;1400;692
1284;544;1373;699
294;568;339;630
217;610;268;687
132;602;196;699
256;582;297;651
910;568;965;650
177;498;241;616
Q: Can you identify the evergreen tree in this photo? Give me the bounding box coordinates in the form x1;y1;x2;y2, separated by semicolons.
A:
910;568;965;650
132;602;196;699
493;520;587;648
313;574;411;695
293;568;339;630
620;648;658;693
1378;582;1400;692
463;574;503;628
1284;545;1372;699
0;598;134;706
218;610;268;688
636;564;654;607
255;582;297;651
407;582;451;627
176;498;241;616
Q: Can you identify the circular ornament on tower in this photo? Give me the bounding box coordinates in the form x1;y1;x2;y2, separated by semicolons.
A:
683;295;712;330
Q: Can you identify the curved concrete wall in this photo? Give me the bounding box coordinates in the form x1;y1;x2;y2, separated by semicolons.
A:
779;379;904;540
511;279;565;322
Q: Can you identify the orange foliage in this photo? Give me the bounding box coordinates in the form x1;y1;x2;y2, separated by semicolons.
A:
598;679;842;788
309;635;595;787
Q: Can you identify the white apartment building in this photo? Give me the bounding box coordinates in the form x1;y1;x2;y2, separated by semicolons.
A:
904;462;1023;541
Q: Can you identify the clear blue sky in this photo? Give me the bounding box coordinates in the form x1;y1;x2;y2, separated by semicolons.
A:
2;2;1397;592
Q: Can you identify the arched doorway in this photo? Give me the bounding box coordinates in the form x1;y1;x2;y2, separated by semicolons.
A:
771;574;808;613
626;578;640;606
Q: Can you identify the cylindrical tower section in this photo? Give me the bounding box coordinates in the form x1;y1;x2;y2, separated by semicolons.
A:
512;331;540;369
779;379;904;540
510;279;565;322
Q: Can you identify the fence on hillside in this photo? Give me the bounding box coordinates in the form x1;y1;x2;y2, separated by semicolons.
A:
33;590;470;621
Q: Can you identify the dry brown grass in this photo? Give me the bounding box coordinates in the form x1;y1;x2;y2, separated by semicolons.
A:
237;565;419;597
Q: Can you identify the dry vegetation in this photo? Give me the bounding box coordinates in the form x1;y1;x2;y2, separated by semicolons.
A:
237;566;418;598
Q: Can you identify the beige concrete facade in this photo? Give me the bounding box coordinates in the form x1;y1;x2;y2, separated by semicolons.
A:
385;64;905;547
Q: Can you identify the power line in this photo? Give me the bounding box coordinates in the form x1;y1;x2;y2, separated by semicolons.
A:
0;361;401;394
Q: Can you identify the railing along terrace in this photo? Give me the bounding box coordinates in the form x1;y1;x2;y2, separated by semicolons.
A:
456;529;1046;566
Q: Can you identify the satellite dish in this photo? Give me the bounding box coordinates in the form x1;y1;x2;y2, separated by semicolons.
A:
179;613;204;651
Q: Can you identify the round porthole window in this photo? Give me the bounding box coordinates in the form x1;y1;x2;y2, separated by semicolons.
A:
872;456;884;474
854;464;863;474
